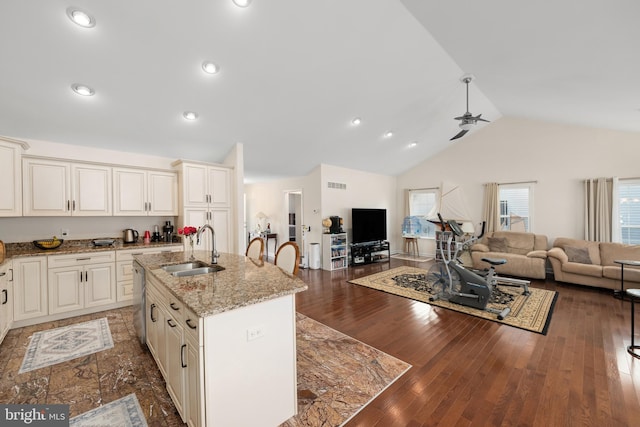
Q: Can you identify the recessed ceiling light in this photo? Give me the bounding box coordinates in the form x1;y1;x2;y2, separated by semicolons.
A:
351;117;362;126
66;7;96;28
183;111;199;121
202;61;220;74
232;0;252;7
384;131;394;138
408;141;418;148
71;83;95;96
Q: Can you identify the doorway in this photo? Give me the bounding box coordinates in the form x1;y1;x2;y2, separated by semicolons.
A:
284;190;304;266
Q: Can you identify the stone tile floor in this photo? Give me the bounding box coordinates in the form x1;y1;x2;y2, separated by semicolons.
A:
0;307;184;426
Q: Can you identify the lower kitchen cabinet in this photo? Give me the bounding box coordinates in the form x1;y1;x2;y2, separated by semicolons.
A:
116;246;182;303
0;262;13;344
12;256;48;322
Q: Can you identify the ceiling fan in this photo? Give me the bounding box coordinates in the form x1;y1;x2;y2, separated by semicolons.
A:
450;74;489;141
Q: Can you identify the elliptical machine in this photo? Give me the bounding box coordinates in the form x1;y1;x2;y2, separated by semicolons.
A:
428;214;529;320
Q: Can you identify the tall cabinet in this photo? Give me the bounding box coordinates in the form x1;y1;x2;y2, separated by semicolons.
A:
0;137;28;217
173;160;233;254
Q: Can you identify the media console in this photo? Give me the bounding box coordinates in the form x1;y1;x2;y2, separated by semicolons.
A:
350;241;390;266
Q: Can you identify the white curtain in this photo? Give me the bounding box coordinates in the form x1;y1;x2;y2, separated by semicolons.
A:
482;183;499;233
584;177;613;242
611;177;620;242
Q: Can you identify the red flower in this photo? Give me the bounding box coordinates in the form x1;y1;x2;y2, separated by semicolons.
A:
178;226;198;236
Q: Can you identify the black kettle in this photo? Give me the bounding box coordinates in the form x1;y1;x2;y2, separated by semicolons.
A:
123;228;139;243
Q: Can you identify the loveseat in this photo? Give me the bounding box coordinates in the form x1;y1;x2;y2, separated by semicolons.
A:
547;237;640;290
470;231;548;279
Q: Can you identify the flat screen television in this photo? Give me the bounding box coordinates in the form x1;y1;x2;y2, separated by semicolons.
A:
351;208;387;244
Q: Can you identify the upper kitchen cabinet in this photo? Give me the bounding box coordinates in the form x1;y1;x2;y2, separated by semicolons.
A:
113;167;178;216
175;161;231;209
23;158;112;216
0;137;28;217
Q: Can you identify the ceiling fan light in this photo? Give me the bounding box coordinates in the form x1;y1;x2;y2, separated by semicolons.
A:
459;122;473;131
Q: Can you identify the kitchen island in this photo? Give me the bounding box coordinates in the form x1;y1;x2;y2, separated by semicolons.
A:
134;250;307;427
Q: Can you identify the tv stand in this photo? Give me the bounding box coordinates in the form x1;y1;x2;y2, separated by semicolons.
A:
350;241;390;266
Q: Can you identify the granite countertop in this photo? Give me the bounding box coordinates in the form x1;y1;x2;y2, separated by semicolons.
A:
4;238;184;259
134;250;308;318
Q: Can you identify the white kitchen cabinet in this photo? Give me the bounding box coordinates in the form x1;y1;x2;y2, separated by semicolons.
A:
113;167;178;216
184;308;203;427
165;312;186;418
47;252;116;315
0;262;14;344
12;256;48;321
22;158;112;216
116;246;182;303
145;284;167;376
0;138;27;217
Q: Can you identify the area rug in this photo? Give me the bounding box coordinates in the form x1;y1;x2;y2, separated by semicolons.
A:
70;393;147;427
391;253;433;263
19;318;114;373
281;313;412;427
349;266;557;335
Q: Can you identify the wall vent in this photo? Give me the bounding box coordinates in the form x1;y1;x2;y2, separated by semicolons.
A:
327;181;347;190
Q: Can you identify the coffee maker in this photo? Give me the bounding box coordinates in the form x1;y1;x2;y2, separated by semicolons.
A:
162;221;174;242
151;225;161;242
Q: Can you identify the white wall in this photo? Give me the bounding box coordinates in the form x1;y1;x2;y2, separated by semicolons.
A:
397;116;640;253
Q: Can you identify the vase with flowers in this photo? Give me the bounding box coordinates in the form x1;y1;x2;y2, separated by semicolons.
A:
178;226;198;260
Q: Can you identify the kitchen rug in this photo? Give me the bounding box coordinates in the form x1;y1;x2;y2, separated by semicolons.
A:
70;393;147;427
349;266;557;335
19;318;114;373
281;313;411;427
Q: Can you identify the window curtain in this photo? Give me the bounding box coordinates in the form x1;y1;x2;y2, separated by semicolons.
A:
404;189;410;217
584;177;613;242
482;183;499;233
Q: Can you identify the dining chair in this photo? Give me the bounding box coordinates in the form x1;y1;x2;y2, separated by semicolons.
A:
274;241;300;275
246;237;264;260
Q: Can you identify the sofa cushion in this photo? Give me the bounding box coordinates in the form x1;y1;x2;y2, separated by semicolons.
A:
565;246;592;264
553;237;601;265
487;237;508;252
599;242;640;267
562;262;603;278
490;231;535;255
603;265;640;282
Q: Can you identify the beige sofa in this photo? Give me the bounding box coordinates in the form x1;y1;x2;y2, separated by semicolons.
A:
470;231;548;279
547;237;640;290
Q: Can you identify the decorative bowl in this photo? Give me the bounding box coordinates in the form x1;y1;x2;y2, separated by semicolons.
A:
33;239;64;250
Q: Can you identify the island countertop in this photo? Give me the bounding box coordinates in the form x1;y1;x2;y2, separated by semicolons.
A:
134;250;308;317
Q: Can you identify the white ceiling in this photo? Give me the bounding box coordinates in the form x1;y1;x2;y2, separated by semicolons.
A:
0;1;637;182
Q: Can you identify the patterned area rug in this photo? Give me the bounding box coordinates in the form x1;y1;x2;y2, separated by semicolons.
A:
19;318;114;373
70;393;147;427
349;266;557;335
281;314;411;426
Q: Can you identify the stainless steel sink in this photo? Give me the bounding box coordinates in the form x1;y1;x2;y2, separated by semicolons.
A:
171;265;225;277
161;261;209;273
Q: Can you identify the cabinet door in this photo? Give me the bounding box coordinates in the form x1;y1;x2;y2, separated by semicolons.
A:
183;208;210;251
0;264;13;342
48;266;84;314
72;164;112;216
0;140;22;216
148;171;178;216
208;167;230;208
23;158;71;216
146;294;161;363
165;316;186;420
113;168;147;216
183;164;208;207
85;263;116;308
185;336;202;427
211;209;230;253
13;257;48;321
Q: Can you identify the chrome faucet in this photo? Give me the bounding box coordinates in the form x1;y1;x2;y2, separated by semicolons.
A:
196;224;218;264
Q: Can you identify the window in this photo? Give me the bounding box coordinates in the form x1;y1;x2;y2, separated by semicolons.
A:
618;179;640;244
407;189;437;237
499;184;533;232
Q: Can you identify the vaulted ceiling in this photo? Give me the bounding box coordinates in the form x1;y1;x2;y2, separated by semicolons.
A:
0;1;637;182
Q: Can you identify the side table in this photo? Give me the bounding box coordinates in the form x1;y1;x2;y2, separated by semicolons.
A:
614;260;640;300
626;289;640;359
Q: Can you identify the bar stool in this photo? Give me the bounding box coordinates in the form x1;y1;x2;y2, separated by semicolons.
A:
404;237;419;256
627;289;640;359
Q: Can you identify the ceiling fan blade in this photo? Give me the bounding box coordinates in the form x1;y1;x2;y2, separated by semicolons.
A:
472;113;490;123
450;129;468;141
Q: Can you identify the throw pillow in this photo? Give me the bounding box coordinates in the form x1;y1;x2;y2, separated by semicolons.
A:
487;237;508;253
565;246;592;264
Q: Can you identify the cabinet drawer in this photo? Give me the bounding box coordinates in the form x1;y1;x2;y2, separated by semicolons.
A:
183;307;202;344
116;261;133;281
48;251;115;268
166;295;183;322
117;281;133;302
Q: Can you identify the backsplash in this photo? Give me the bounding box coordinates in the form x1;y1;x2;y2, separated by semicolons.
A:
0;216;176;243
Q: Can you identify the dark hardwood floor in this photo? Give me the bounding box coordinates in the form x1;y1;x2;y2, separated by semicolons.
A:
295;258;640;427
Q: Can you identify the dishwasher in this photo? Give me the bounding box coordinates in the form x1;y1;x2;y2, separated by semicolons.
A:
132;260;146;345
